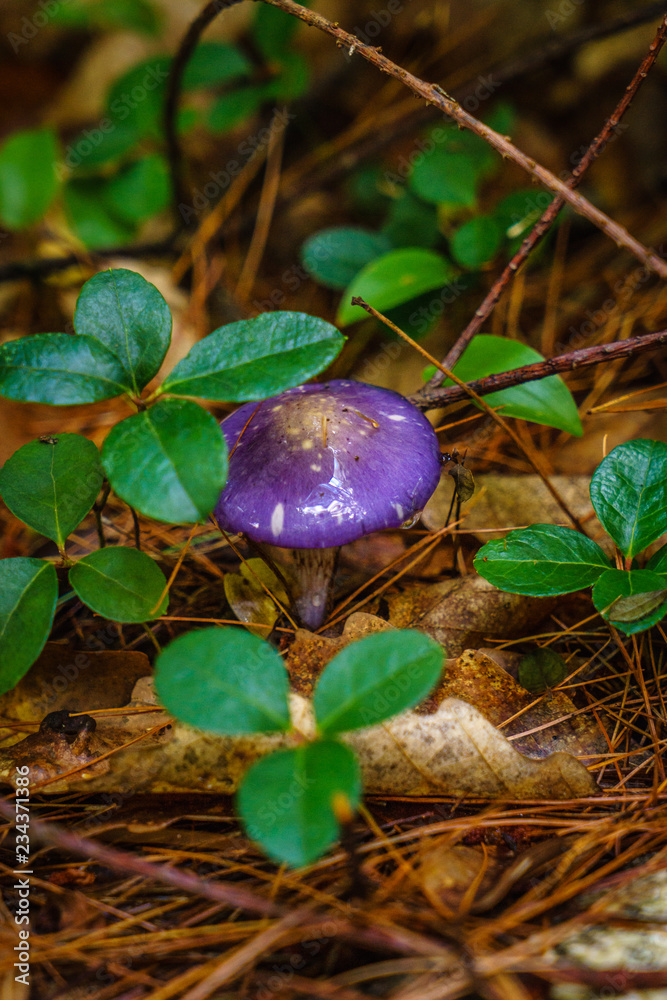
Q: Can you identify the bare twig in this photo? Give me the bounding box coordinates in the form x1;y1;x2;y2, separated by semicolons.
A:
417;9;667;390
352;296;588;533
409;328;667;411
0;795;281;916
258;0;667;280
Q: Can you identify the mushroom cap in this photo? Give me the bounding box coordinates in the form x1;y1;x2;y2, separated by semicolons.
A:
214;380;442;548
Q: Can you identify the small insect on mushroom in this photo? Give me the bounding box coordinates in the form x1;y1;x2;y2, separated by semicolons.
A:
214;380;443;629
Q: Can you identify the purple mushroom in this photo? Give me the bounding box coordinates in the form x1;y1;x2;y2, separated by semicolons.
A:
215;379;443;629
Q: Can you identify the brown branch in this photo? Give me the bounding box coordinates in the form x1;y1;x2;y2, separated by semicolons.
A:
260;0;667;281
409;329;667;412
416;9;667;392
164;0;245;220
0;795;281;917
352;296;588;533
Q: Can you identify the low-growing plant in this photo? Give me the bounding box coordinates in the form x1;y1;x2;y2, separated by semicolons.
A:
0;266;345;693
300;102;561;341
153;625;445;866
0;3;309;246
474;439;667;635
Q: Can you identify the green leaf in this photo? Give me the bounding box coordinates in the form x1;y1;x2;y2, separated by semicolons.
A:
409;149;480;207
451;335;582;436
154;627;290;734
162;312;345;402
207;87;267;133
0;558;58;696
74;268;172;393
0;333;132;404
592;568;667;635
253;2;301;59
64;177;137;247
262;53;309;100
589;439;667;558
474;524;612;596
493;189;554;254
0;434;103;549
0;128;60;230
646;543;667;577
105;57;171;140
381;192;440;249
238;741;361;867
182;42;252;88
518;647;569;693
66;120;142;171
301;228;392;290
51;0;162;35
314;630;444;735
69;547;168;623
101;398;228;523
103;155;170;225
451;216;502;270
337;248;455;326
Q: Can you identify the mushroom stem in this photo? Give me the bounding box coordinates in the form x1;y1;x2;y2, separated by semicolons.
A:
291;547;339;630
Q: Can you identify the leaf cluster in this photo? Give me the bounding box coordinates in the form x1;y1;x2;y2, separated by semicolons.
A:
0;4;308;246
0;266;345;693
474;440;667;635
154;626;445;866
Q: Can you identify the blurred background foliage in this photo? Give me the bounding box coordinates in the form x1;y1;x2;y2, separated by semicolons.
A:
0;0;666;462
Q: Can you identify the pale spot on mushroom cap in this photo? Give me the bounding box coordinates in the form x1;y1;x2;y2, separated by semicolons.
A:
270;503;284;537
388;414;406;421
302;439;314;450
312;595;322;607
393;503;404;519
310;464;321;472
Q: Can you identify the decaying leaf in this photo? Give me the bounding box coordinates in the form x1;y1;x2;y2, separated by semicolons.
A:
422;474;604;545
344;696;597;797
0;674;597;798
0;641;152;736
223;557;290;636
423;650;608;762
386;574;559;657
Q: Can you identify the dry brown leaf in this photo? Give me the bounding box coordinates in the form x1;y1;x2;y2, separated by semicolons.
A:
422;474;600;541
344;697;597;798
387;574;558;657
422;650;608;762
0;642;151;735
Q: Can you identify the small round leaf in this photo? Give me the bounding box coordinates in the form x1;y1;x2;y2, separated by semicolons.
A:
0;333;132;404
154;627;290;734
301;228;392;290
74;268;172;393
590;439;667;558
69;547;168;623
162;312;345;402
474;524;612;596
0;434;103;549
592;568;667;635
450;215;502;270
101;398;228;523
0;128;60;230
0;558;58;695
238;741;361;867
314;630;445;735
452;335;582;436
337;248;455;327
